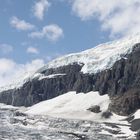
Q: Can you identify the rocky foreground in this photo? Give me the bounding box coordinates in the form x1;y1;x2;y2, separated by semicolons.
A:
0;104;138;140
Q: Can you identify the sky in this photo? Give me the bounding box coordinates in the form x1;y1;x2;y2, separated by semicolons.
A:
0;0;140;86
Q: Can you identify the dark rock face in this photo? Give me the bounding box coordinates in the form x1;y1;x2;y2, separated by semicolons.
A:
0;63;94;106
0;44;140;116
99;44;140;115
94;44;140;97
108;91;140;115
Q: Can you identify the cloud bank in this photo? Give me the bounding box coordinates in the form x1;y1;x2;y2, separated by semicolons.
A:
0;58;45;87
71;0;140;37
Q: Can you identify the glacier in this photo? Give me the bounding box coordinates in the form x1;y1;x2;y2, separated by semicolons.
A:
38;34;140;74
0;35;140;139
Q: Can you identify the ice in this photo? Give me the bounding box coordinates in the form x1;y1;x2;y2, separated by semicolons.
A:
39;34;140;74
25;91;136;139
0;95;136;139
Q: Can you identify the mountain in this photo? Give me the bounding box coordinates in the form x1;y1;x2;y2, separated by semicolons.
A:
0;35;140;117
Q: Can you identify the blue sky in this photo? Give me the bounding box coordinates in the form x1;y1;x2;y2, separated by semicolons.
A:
0;0;111;64
0;0;140;86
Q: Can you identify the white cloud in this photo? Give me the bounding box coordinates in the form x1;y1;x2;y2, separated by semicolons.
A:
0;44;13;54
27;47;39;54
71;0;140;37
29;31;43;39
33;0;51;20
0;58;45;87
29;24;64;41
10;16;35;31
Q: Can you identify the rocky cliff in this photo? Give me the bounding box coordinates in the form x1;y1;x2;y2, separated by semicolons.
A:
0;42;140;116
96;43;140;115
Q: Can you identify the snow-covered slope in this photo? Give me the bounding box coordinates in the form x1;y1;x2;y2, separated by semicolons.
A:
38;34;140;74
26;91;110;120
26;91;126;123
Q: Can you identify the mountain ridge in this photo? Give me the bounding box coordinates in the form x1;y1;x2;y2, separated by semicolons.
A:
0;35;140;116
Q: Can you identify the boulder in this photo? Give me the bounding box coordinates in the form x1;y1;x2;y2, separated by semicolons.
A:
87;105;101;113
101;111;113;119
